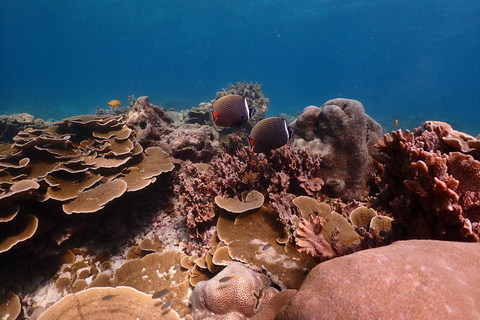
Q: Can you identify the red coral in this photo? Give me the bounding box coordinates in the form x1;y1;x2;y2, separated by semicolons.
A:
374;122;480;241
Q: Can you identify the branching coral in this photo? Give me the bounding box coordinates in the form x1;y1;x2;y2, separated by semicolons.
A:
374;121;480;241
173;134;323;236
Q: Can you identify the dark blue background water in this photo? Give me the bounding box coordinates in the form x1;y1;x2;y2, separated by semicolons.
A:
1;1;479;133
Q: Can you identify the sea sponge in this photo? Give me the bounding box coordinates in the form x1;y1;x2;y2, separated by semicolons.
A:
191;262;278;319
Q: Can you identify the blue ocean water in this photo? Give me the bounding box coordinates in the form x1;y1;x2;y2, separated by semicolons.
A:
1;0;479;133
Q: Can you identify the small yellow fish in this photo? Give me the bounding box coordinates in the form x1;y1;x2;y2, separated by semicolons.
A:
108;99;121;107
102;294;119;301
152;287;171;299
219;276;235;283
394;119;398;128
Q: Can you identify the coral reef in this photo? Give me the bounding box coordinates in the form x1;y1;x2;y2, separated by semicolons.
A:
174;134;323;236
126;96;175;146
276;240;480;320
37;286;180;320
163;124;221;162
374;121;480;241
6;87;479;320
191;262;278;319
0;113;51;142
0;114;174;253
290;98;383;201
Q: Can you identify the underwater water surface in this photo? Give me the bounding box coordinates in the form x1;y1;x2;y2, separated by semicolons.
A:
1;0;479;133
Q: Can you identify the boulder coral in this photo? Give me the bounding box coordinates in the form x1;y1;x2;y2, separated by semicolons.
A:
276;240;480;320
290;98;383;201
126;96;174;146
374;121;480;241
191;262;279;319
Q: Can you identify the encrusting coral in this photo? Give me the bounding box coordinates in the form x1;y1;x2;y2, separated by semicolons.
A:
290;98;383;201
374;121;480;241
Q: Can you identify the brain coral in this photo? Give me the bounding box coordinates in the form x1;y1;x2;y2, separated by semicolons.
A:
191;262;279;319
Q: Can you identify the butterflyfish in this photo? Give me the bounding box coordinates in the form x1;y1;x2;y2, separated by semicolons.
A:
108;99;121;107
249;117;293;153
211;94;255;127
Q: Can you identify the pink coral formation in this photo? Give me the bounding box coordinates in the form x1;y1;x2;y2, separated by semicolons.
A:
290;98;382;201
276;240;480;320
374;121;480;241
174;135;323;236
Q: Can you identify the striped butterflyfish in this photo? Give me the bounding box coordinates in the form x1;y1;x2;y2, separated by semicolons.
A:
248;117;293;153
211;94;255;127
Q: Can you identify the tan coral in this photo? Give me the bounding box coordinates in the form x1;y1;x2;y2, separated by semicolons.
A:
292;196;360;249
214;190;264;213
216;205;315;289
349;206;377;227
89;250;191;317
0;292;21;320
0;114;174;253
370;215;393;233
37;286;180;320
0;214;38;253
191;262;278;319
62;179;128;214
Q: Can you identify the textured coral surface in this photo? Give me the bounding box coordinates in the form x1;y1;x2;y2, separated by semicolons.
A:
276;240;480;320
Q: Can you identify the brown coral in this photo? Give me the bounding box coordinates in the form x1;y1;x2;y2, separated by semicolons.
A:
37;286;181;320
290;98;382;201
126;96;174;146
174;134;323;236
0;114;174;253
374;121;480;241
